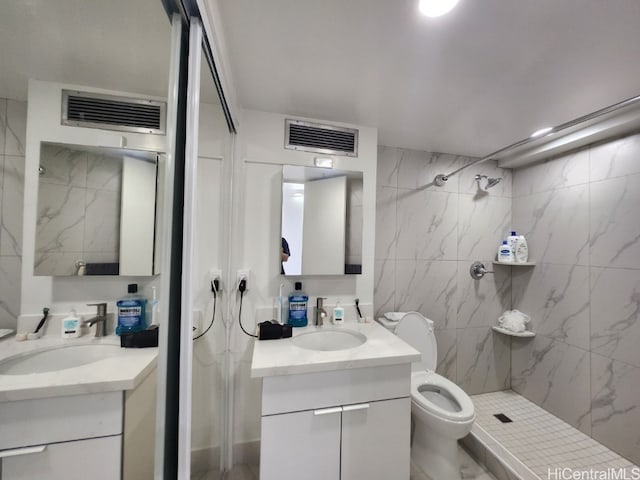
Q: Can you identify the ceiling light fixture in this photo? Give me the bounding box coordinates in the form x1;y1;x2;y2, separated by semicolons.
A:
530;126;553;138
418;0;460;17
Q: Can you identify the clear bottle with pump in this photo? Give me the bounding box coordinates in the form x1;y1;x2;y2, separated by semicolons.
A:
116;284;147;335
288;282;308;327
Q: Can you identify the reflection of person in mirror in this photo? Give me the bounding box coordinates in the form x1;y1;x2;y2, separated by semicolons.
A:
281;237;290;274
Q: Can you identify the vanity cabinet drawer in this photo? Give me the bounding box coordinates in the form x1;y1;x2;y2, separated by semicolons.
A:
0;392;122;450
261;363;410;415
1;435;121;480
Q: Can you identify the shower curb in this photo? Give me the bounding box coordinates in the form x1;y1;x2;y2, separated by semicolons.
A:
461;424;540;480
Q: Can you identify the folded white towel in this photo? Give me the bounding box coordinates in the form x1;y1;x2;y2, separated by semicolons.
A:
498;309;530;333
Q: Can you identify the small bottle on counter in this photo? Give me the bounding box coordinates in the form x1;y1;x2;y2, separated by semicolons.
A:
333;300;344;325
61;309;82;338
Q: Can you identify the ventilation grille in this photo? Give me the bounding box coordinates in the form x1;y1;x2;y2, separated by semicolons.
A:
62;90;166;135
285;119;358;157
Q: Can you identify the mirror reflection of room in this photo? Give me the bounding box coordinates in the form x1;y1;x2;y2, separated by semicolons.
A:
35;142;159;276
281;165;363;275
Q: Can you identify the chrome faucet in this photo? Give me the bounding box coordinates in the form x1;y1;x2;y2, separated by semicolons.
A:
316;297;327;326
85;303;108;337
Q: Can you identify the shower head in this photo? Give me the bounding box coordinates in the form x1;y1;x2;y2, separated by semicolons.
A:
474;174;502;190
486;177;502;188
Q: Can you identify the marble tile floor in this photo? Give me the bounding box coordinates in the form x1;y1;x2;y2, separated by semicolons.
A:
470;390;638;479
191;445;496;480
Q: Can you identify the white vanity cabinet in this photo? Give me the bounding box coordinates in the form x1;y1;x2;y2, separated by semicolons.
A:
0;369;156;480
1;436;122;480
259;363;412;480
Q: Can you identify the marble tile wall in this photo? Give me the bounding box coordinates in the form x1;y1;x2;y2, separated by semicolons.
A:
375;146;512;395
35;144;122;275
511;132;640;465
0;98;26;329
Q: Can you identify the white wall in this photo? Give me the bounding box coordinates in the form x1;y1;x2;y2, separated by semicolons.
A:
21;80;166;319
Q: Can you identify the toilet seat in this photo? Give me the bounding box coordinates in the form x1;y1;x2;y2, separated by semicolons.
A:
411;370;475;423
395;312;475;423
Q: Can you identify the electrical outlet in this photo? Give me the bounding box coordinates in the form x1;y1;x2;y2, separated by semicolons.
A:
192;309;203;336
209;269;222;292
237;269;250;291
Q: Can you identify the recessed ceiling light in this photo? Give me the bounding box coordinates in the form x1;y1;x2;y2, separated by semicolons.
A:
530;127;553;138
418;0;460;17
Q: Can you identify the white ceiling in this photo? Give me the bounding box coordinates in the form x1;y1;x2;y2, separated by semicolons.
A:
0;0;172;101
0;0;221;105
216;0;640;157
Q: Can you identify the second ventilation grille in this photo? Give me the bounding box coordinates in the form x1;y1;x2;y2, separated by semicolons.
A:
285;119;358;157
62;90;166;135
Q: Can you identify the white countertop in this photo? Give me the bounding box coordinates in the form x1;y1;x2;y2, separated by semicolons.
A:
0;335;157;402
251;319;420;378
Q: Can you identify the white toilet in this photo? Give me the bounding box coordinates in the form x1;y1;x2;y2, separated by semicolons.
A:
389;312;475;480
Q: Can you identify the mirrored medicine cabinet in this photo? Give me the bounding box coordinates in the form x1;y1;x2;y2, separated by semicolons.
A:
281;164;363;276
34;141;164;277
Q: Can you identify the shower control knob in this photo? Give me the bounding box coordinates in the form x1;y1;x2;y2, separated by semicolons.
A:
469;261;493;279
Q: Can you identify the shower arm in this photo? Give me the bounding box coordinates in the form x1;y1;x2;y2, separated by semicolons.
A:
434;134;548;186
434;93;640;187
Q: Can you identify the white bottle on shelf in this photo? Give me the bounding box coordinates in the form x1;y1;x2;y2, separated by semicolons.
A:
498;240;514;263
515;235;529;263
507;231;519;256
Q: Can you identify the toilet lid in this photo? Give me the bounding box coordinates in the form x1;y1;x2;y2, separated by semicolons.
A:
395;312;437;372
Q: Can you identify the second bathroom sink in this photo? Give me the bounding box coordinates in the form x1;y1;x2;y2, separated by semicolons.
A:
291;329;366;351
0;344;123;375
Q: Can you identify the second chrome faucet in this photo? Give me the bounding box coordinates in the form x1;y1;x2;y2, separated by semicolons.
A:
85;302;108;337
315;297;327;326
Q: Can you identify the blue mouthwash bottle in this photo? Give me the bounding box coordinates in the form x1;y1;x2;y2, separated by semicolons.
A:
288;282;308;327
116;283;147;335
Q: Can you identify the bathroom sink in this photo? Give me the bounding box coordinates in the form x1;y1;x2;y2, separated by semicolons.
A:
0;344;122;375
292;329;366;351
